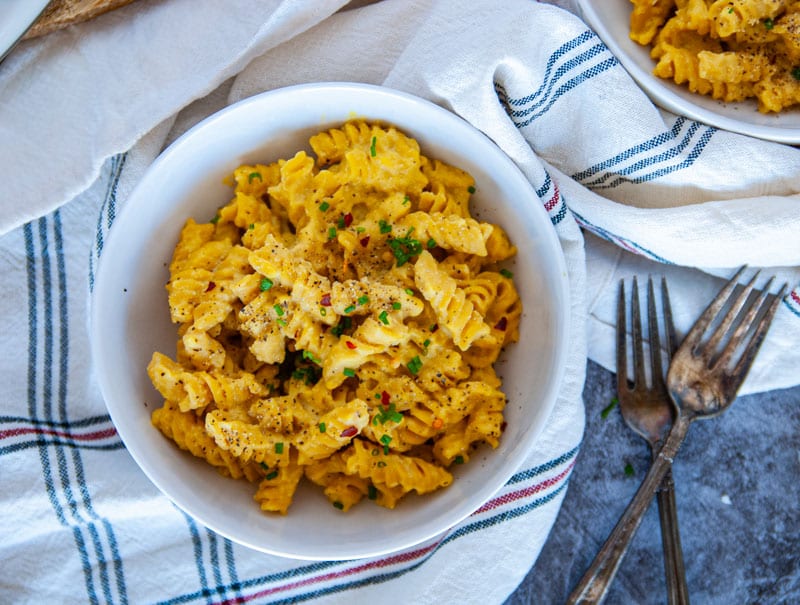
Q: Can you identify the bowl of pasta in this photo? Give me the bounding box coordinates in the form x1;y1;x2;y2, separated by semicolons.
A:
91;82;570;560
576;0;800;144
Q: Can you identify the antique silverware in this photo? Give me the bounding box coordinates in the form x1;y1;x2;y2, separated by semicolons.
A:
617;277;688;605
568;267;786;604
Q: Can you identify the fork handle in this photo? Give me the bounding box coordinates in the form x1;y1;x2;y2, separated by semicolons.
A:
655;462;690;605
566;416;693;605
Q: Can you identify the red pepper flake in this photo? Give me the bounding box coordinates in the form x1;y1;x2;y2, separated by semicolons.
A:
205;281;216;292
359;235;371;248
320;294;332;307
494;316;508;331
340;426;358;438
343;212;353;227
345;340;357;350
381;391;391;406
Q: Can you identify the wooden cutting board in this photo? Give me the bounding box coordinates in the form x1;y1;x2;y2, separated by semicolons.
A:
23;0;139;40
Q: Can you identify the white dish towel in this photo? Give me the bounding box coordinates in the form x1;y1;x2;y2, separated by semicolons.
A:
0;1;797;603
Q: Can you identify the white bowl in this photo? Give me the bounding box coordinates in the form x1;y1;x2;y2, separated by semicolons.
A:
90;82;570;560
575;0;800;144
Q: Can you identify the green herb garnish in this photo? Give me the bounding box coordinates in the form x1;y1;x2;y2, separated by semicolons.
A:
600;397;618;419
302;350;321;365
248;172;262;183
370;136;377;157
275;442;284;454
259;277;273;291
357;295;370;306
387;230;423;267
379;219;392;234
318;422;326;433
273;304;284;317
343;368;356;378
319;201;330;212
624;463;635;477
406;355;423;375
378;310;389;325
500;268;514;279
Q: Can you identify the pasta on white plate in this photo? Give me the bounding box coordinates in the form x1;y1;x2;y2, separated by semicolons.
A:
147;120;522;514
630;0;800;112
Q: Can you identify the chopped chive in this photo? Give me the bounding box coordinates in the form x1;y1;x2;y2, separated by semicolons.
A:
406;355;423;375
337;216;345;229
319;201;330;212
356;226;366;233
500;268;514;278
467;185;476;194
248;172;262;183
273;304;284;317
368;484;378;500
426;238;437;249
344;304;356;314
332;501;344;510
357;295;370;305
248;223;255;230
302;350;321;364
380;434;392;445
764;17;774;29
276;318;287;327
343;368;356;378
392;301;401;310
454;455;464;465
370;136;377;157
318;422;326;433
328;226;337;239
260;277;273;291
600;397;618;419
404;288;414;296
378;310;389;325
402;195;410;205
259;462;269;471
266;469;279;480
275;442;284;454
379;220;392;234
210;214;220;224
423;338;431;348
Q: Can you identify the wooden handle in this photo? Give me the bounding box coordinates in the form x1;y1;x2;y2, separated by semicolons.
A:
23;0;139;40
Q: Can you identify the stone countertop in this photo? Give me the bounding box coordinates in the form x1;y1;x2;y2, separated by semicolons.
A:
507;360;800;604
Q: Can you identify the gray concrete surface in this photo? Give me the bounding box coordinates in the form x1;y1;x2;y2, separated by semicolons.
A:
506;360;800;604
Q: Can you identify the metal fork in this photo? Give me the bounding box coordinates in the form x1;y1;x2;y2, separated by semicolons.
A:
568;267;787;604
617;277;688;605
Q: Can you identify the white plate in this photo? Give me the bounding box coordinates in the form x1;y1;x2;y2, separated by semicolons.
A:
0;0;50;62
575;0;800;144
90;83;571;560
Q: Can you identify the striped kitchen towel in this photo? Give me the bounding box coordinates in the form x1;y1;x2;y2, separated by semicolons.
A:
0;0;797;603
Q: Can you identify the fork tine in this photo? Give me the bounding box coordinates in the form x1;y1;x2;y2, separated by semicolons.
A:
617;280;629;394
661;276;678;357
703;270;761;356
682;266;747;352
647;277;664;390
720;283;787;384
632;276;646;389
